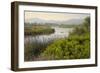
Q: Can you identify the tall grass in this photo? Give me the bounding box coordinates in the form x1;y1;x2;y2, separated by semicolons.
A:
24;37;54;61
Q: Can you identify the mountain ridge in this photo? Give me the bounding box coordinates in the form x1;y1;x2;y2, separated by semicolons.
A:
25;18;84;25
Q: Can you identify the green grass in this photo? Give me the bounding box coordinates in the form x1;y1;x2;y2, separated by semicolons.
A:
24;25;55;35
24;41;51;61
24;17;90;61
40;17;90;60
40;34;90;60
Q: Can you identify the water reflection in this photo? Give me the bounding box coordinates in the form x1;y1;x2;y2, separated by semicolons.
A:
25;27;73;44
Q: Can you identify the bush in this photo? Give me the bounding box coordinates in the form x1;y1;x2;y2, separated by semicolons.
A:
40;17;90;60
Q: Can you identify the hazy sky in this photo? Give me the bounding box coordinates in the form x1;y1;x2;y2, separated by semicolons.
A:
25;11;89;22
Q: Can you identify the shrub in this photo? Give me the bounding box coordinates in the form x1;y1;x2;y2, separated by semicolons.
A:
40;17;90;60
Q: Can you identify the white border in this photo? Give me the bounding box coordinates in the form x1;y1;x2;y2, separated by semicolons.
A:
18;5;96;68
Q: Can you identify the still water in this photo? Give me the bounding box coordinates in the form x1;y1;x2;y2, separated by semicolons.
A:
25;27;73;44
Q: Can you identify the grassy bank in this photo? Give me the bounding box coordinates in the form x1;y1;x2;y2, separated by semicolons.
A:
24;25;55;35
40;34;90;60
40;17;90;60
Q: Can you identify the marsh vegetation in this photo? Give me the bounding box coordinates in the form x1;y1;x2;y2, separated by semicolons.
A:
24;16;90;61
24;25;55;35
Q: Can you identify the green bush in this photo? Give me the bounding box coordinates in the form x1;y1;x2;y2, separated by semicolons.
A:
40;17;90;60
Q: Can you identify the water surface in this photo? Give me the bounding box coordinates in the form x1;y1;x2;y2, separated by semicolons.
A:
25;27;73;44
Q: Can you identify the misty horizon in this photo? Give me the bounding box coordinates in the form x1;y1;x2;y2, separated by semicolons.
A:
24;11;90;25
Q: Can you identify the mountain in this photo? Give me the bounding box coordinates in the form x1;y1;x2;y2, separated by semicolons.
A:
25;18;84;25
26;18;47;24
62;19;84;25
